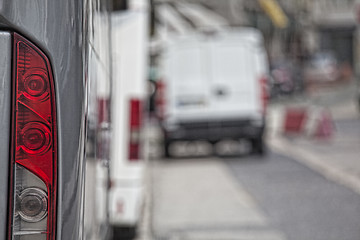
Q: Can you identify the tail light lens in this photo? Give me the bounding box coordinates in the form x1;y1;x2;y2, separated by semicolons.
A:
9;33;57;240
259;76;269;113
97;97;110;124
128;99;142;161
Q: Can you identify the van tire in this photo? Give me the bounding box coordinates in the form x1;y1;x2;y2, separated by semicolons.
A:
112;226;137;240
251;137;265;155
163;139;172;158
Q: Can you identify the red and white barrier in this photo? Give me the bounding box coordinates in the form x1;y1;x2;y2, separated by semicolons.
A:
282;107;335;139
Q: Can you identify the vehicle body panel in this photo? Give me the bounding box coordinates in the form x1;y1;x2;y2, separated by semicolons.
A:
163;29;266;122
161;28;268;142
0;1;87;239
84;4;112;239
108;5;148;226
0;32;11;240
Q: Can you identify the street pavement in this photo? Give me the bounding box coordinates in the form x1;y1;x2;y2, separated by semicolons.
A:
140;82;360;240
268;81;360;195
225;151;360;240
151;158;285;240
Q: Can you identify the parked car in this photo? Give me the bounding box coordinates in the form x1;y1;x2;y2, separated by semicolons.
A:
303;51;340;84
158;28;269;156
270;59;304;98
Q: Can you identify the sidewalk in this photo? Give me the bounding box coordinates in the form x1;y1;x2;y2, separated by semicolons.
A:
141;116;288;240
150;159;286;240
267;81;360;195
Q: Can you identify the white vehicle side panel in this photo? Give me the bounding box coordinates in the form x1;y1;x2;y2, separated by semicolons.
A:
109;6;148;226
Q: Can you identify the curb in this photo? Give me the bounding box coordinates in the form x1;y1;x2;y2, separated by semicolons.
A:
268;136;360;196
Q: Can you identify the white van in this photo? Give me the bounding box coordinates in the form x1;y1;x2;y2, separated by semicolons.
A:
158;28;269;156
104;2;149;239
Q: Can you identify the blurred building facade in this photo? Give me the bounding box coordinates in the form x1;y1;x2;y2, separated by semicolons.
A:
310;0;356;69
152;0;360;76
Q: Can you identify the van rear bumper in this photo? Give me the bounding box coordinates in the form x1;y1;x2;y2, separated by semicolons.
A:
163;119;264;142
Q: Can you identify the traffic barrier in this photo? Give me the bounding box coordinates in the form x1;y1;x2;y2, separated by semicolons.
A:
314;110;334;139
283;108;307;134
283;107;334;139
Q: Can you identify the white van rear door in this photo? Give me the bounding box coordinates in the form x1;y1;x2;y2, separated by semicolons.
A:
165;40;210;116
209;39;259;118
165;32;266;121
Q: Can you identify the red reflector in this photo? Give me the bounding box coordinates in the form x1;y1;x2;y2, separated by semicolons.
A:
98;97;110;124
130;99;141;127
9;33;57;240
128;99;142;161
259;76;269;113
129;143;140;161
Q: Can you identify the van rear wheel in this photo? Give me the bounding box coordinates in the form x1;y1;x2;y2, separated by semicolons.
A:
251;137;265;155
112;226;137;240
163;139;172;158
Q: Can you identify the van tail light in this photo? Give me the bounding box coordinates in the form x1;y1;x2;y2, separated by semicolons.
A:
155;81;165;120
259;76;269;113
128;99;142;161
97;97;110;124
8;33;57;240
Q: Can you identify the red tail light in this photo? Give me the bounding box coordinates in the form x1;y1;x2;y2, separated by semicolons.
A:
128;99;142;161
155;81;165;120
97;97;110;124
259;76;269;113
9;33;57;240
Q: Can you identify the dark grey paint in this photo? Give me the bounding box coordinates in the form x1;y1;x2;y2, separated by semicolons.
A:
0;1;87;239
0;32;11;240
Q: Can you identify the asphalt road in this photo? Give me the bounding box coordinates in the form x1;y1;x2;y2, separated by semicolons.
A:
225;150;360;240
150;146;360;240
148;90;360;240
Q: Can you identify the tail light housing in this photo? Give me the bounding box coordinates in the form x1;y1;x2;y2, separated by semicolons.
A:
128;99;142;161
9;33;57;240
